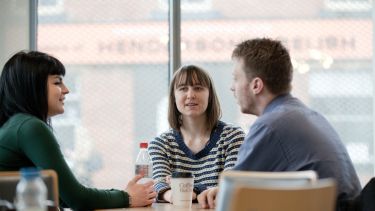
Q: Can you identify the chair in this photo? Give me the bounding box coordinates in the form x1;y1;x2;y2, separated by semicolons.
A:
216;170;319;211
0;169;59;208
228;178;336;211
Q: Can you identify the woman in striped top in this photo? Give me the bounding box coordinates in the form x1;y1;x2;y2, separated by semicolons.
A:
148;65;244;203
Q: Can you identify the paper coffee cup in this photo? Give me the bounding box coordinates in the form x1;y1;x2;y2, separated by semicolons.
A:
171;172;194;208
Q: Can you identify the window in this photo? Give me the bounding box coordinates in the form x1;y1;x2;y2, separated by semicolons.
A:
158;0;213;12
38;0;374;188
180;0;374;185
38;1;168;188
38;0;64;16
324;0;372;12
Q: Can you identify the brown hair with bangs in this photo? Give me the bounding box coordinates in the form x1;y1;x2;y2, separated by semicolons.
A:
168;65;222;131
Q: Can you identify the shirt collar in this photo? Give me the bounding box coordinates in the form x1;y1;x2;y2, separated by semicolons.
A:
263;93;292;115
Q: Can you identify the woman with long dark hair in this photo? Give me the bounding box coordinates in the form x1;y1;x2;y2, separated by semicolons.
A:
0;51;156;210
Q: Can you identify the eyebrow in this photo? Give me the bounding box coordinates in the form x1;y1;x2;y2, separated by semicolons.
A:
52;75;63;80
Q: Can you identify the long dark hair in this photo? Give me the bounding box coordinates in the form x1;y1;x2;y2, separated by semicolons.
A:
0;51;66;126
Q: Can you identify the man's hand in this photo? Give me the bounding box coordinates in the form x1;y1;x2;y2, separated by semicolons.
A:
126;174;157;207
197;187;219;209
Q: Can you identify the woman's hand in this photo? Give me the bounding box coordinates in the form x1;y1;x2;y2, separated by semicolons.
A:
162;189;173;202
165;175;171;184
126;174;157;207
192;191;197;200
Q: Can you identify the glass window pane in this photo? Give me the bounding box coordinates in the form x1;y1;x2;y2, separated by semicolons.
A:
37;0;374;189
37;0;168;188
180;0;374;185
0;0;31;66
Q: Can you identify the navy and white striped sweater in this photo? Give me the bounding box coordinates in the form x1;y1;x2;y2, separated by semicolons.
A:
148;121;244;200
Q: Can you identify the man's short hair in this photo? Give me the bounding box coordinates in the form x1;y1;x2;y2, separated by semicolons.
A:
232;38;293;95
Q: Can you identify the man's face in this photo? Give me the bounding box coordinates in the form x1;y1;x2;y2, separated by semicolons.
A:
230;58;256;114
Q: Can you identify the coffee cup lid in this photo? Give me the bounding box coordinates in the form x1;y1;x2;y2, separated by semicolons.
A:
172;172;194;178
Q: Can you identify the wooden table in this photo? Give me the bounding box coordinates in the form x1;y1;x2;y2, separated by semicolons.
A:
98;203;214;211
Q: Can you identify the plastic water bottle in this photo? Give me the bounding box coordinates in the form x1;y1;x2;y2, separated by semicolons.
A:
15;167;47;211
135;142;153;183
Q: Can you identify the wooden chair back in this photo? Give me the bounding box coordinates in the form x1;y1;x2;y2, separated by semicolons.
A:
216;170;319;211
228;178;336;211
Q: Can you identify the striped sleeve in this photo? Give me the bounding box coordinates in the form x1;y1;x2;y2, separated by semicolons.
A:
223;125;245;170
148;133;173;201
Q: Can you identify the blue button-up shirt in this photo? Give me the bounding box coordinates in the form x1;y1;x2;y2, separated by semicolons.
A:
233;94;361;200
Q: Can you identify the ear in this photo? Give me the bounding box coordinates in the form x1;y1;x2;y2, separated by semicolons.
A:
250;77;264;94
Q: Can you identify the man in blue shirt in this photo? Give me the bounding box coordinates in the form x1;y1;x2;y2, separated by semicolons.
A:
198;38;361;209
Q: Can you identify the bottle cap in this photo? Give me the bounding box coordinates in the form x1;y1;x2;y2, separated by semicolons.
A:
172;172;194;178
140;142;148;148
20;167;41;179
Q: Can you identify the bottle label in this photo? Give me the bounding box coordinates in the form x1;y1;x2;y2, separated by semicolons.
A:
135;164;151;177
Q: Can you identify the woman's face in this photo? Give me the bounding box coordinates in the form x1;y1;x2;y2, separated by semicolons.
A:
47;75;69;117
174;82;209;119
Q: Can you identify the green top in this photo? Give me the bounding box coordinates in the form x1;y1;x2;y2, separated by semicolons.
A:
0;113;129;210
